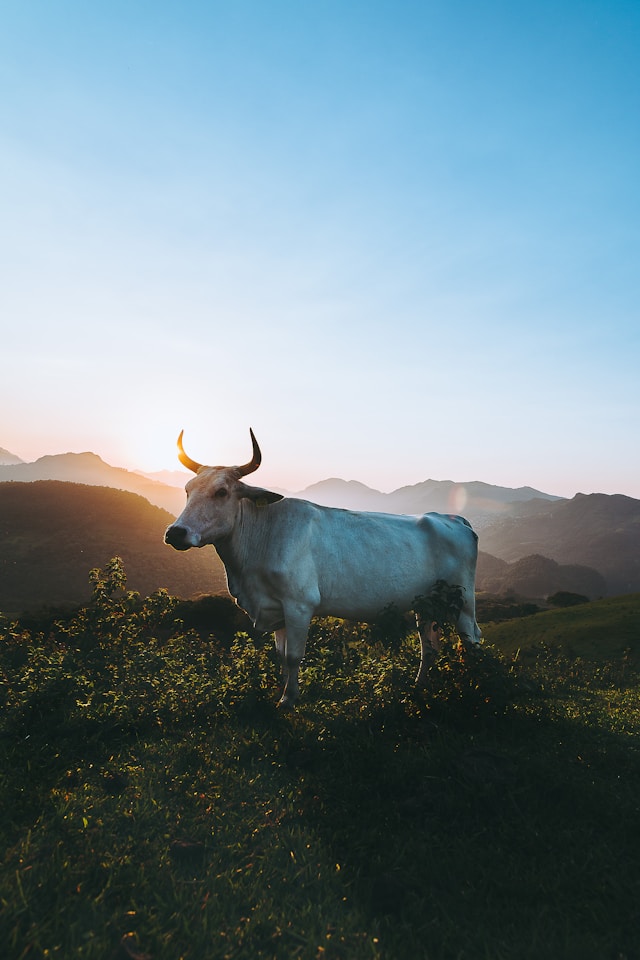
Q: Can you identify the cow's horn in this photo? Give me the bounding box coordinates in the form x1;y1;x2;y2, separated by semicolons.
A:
236;428;262;477
177;431;203;473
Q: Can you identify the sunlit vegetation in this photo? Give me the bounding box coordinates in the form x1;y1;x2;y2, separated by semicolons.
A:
1;561;639;959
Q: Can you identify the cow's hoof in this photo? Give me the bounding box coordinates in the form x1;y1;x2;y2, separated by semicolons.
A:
415;659;435;687
277;697;296;711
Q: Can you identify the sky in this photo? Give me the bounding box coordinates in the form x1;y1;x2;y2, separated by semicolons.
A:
1;0;639;498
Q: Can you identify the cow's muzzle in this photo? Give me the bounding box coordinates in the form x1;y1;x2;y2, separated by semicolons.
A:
164;525;194;551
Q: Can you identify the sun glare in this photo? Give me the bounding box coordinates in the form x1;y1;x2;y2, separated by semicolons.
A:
449;485;468;515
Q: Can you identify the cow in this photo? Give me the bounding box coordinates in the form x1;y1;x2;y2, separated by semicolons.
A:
164;430;482;707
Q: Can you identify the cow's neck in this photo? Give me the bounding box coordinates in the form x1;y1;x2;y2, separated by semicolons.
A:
214;499;261;577
213;502;267;611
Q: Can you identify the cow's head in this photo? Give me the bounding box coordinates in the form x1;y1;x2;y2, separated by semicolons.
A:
164;429;283;550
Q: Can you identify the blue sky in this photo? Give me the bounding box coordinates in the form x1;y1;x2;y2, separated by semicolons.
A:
1;1;639;497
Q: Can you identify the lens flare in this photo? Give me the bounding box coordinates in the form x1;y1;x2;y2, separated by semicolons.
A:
450;485;468;515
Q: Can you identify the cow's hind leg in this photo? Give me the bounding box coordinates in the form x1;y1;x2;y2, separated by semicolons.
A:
415;618;444;686
456;591;482;647
274;628;288;692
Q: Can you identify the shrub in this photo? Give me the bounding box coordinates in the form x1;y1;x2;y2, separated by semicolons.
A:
547;591;590;607
420;634;522;720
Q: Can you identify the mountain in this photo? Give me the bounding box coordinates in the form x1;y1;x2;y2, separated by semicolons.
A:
0;481;227;614
295;479;391;511
291;477;562;528
0;451;562;530
2;447;637;601
476;551;607;600
0;452;185;517
385;480;562;529
0;447;24;466
478;493;640;595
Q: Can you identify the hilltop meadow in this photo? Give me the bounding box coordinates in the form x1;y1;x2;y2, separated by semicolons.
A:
1;560;639;960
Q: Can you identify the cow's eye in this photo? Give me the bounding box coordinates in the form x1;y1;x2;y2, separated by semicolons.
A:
215;488;229;499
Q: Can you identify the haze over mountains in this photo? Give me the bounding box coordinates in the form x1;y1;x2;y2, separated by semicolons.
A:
0;451;187;516
1;446;639;612
292;478;562;529
0;447;24;467
0;450;561;529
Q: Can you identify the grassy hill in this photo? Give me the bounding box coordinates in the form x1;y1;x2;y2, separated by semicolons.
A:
0;481;227;613
483;593;640;663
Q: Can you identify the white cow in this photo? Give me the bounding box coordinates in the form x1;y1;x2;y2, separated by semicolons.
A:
165;430;481;707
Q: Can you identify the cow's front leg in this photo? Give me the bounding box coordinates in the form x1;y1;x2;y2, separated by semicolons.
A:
276;610;312;708
415;619;444;686
274;627;288;691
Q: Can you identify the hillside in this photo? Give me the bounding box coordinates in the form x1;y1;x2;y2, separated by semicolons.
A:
478;493;640;595
0;481;227;614
483;593;640;663
3;593;639;960
476;551;606;600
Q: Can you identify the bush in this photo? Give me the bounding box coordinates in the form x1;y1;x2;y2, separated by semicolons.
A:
547;591;590;607
418;635;522;721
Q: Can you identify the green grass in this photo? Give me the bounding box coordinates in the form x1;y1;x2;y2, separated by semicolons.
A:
483;593;640;663
1;568;640;960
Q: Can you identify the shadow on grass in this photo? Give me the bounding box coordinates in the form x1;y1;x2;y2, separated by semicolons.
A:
3;627;640;960
269;693;640;960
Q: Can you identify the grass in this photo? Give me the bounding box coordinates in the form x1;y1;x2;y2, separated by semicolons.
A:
1;566;640;959
482;593;640;664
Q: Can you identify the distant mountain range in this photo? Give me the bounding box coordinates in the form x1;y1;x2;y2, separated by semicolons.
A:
135;467;193;488
1;445;639;610
294;477;562;529
477;493;640;596
0;451;186;516
0;447;24;466
0;449;561;527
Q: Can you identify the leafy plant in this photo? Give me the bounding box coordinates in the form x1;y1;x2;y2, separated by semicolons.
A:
419;633;523;720
413;579;464;634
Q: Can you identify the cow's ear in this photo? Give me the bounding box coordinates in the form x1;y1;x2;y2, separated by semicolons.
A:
240;485;284;507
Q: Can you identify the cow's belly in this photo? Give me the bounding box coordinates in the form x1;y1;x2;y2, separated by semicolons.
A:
315;551;443;622
224;509;474;629
315;583;422;623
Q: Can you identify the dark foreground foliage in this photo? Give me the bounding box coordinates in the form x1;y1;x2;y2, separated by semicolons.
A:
1;560;639;960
